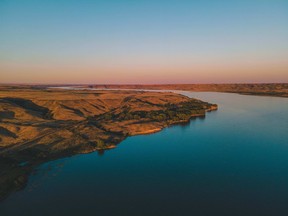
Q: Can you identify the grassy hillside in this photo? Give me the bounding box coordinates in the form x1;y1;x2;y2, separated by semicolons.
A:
0;86;217;200
84;83;288;97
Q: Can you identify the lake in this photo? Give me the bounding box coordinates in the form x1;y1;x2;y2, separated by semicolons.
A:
1;92;288;216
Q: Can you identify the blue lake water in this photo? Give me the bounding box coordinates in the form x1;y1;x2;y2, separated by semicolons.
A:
1;92;288;216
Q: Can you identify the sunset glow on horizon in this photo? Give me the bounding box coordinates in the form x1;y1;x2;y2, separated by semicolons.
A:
1;0;288;84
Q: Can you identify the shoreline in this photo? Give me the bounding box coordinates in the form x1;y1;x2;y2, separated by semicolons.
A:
46;85;288;99
0;87;217;201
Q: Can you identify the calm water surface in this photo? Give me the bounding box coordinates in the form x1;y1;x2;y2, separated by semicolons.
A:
1;92;288;216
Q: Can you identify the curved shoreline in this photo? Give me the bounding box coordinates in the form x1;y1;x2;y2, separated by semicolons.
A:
59;83;288;98
0;87;218;201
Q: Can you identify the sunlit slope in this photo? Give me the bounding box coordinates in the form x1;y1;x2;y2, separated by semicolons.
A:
0;87;217;161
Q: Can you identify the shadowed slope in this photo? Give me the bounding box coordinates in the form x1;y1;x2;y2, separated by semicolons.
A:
0;86;217;201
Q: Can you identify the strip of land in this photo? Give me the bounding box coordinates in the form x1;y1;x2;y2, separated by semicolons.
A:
0;86;217;200
78;83;288;97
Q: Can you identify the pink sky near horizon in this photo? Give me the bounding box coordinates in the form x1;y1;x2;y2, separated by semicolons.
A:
1;1;288;84
1;57;288;84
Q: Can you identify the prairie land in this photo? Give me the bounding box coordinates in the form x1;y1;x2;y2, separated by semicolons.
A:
0;86;217;200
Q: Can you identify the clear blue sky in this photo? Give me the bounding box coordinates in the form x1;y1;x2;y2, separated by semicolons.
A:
1;0;288;84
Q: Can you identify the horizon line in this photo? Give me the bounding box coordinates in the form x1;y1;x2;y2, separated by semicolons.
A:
0;82;287;86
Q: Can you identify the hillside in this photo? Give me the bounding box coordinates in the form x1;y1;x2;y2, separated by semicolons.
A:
0;86;217;200
84;83;288;97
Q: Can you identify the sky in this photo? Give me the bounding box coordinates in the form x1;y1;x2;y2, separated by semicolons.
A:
0;0;288;84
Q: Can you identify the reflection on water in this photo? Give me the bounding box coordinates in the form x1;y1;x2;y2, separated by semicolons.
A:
1;92;288;216
27;161;66;193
